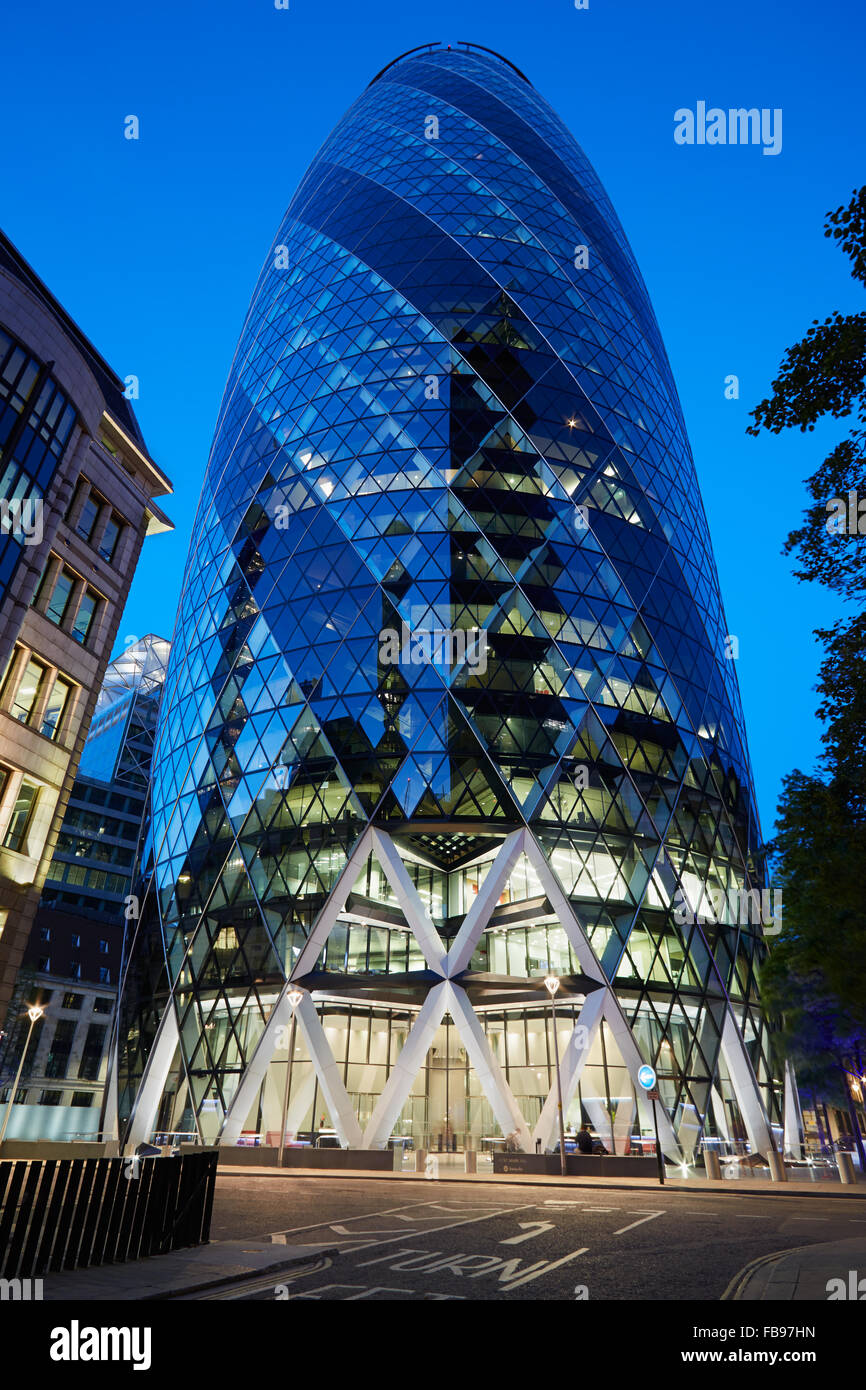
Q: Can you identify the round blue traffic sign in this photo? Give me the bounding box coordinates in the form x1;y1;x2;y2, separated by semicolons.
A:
637;1064;657;1091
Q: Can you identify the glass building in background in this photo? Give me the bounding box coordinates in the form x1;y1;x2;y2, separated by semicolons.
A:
119;43;781;1161
40;634;171;922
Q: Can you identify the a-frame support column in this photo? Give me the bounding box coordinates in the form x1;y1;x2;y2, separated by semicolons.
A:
124;1002;180;1152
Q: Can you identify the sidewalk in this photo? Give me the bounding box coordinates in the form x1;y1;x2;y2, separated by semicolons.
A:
40;1239;338;1301
216;1162;866;1199
724;1236;866;1300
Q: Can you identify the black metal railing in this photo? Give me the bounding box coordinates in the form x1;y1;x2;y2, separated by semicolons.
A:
0;1150;218;1278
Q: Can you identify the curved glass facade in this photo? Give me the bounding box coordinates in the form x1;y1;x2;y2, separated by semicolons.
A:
119;43;779;1161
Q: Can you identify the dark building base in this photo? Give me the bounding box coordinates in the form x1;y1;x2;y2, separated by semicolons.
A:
218;1146;397;1171
494;1153;660;1178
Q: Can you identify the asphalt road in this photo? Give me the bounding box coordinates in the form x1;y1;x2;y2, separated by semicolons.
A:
208;1175;866;1301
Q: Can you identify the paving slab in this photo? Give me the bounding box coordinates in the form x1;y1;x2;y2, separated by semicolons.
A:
724;1235;866;1301
40;1239;338;1301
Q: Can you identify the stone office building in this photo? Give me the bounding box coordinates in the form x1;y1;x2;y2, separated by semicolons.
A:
0;636;170;1136
0;230;173;1035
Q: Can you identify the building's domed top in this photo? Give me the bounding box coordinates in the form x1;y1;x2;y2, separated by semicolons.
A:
368;41;533;88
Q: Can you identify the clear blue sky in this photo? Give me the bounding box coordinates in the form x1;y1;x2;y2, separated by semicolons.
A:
3;0;863;835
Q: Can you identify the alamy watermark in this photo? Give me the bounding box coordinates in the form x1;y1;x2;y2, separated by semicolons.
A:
0;497;42;545
673;885;782;936
827;1270;866;1300
0;1277;43;1300
379;616;488;675
50;1322;152;1370
826;491;866;535
674;103;782;156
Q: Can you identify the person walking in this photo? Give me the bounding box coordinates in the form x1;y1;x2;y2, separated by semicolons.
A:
576;1122;594;1154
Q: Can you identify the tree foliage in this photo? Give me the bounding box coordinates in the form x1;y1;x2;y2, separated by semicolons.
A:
749;188;866;601
750;189;866;1142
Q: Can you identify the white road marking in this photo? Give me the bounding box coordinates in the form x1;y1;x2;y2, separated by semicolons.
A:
329;1202;541;1257
496;1247;589;1291
542;1201;617;1210
267;1199;498;1243
283;1281;468;1301
499;1221;556;1245
613;1211;665;1235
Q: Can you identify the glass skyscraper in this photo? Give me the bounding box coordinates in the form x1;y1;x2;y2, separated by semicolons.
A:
119;42;780;1163
40;634;171;922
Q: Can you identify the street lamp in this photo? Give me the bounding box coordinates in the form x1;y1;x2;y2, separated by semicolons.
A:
0;1005;45;1147
278;988;305;1167
544;976;567;1176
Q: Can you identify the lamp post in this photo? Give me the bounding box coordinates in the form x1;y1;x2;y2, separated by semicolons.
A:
545;976;567;1176
0;1005;44;1147
277;988;304;1168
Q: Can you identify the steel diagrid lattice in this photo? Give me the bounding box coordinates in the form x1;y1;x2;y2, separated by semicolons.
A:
117;42;780;1164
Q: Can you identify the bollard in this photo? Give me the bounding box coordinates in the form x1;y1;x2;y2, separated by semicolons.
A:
414;1147;427;1173
767;1150;788;1183
704;1149;722;1181
464;1150;477;1173
837;1151;856;1185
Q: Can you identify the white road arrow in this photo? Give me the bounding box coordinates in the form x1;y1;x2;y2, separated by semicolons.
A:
500;1221;556;1245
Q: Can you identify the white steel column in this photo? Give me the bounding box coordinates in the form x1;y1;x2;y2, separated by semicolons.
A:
294;991;363;1148
613;1095;636;1155
603;1003;682;1161
720;1008;773;1156
291;826;374;978
363;982;448;1149
124;1002;180;1151
783;1059;805;1159
222;986;363;1149
710;1084;731;1143
521;832;606;985
446;829;525;975
371;828;447;974
220;987;295;1146
445;982;533;1152
533;987;604;1151
523;831;683;1161
285;1068;317;1136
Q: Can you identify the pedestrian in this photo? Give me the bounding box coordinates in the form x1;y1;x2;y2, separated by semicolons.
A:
577;1122;594;1154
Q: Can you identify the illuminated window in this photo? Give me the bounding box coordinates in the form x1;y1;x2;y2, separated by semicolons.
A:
41;675;72;740
7;655;45;723
76;492;102;543
3;780;39;852
44;568;76;626
99;514;123;562
71;589;99;645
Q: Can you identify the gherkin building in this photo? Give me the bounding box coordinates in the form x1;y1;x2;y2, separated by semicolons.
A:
118;42;781;1164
